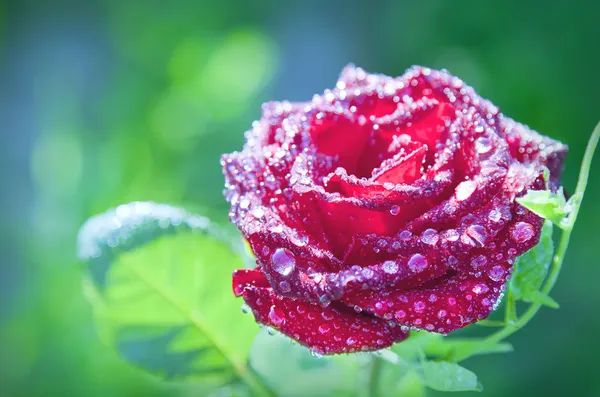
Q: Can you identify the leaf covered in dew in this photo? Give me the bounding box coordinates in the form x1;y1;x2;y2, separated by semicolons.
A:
77;202;260;388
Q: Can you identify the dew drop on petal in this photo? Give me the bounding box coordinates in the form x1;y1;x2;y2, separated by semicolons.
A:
488;209;502;223
398;230;412;240
455;180;476;201
382;260;399;274
444;229;460;242
472;283;489;294
471;255;488;269
318;323;331;334
268;306;286;327
408;253;429;273
475;137;492;154
346;337;356;346
488;265;505;282
239;198;250;209
420;229;439;245
390;205;400;215
271;248;296;276
414;301;426;312
466;224;488;246
279;281;291;293
511;222;535;243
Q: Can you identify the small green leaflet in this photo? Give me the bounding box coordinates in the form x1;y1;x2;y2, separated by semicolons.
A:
516;189;568;226
418;361;483;392
77;202;264;392
510;220;558;308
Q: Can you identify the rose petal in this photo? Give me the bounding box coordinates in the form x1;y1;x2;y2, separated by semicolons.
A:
501;117;568;190
234;269;408;355
371;145;427;185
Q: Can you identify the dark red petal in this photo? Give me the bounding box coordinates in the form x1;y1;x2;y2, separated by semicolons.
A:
372;145;427;185
500;117;568;190
235;269;408;355
342;272;506;333
233;269;271;296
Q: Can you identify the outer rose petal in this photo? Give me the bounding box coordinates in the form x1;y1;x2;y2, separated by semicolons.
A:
233;269;408;354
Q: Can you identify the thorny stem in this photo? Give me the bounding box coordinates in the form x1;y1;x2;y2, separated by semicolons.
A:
481;120;600;347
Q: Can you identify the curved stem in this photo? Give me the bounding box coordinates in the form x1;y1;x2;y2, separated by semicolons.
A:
482;120;600;345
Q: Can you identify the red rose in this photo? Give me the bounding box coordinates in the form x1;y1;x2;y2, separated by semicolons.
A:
222;65;567;355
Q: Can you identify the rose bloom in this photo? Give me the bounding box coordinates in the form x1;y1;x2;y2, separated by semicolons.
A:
222;65;567;355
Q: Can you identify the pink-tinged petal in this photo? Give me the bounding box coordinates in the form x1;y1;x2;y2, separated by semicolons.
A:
342;272;506;333
372;145;427;185
341;178;545;333
309;110;372;175
233;269;271;297
500;117;568;190
234;269;408;355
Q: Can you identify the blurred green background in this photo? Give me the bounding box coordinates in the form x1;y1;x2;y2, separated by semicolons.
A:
1;0;599;396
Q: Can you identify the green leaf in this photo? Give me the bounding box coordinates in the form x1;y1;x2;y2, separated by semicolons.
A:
77;202;264;391
516;189;568;225
418;361;482;392
510;220;557;307
249;329;371;397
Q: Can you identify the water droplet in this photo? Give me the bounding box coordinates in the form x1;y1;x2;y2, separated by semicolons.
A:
472;283;489;294
279;281;291;293
466;225;488;246
455;180;476;201
488;209;502;222
414;301;426;312
437;309;447;318
290;232;308;247
471;255;488;269
390;205;400;215
319;295;331;307
241;303;250;314
268;306;285;327
321;311;334;321
318;324;331;334
240;198;250;209
382;260;399;274
444;229;460;242
271;248;296;276
395;310;406;319
346;337;356;346
252;207;265;218
310;349;324;358
511;222;535;243
475;137;492;154
408;253;429;273
398;230;412;240
420;229;439;245
488;265;505;282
